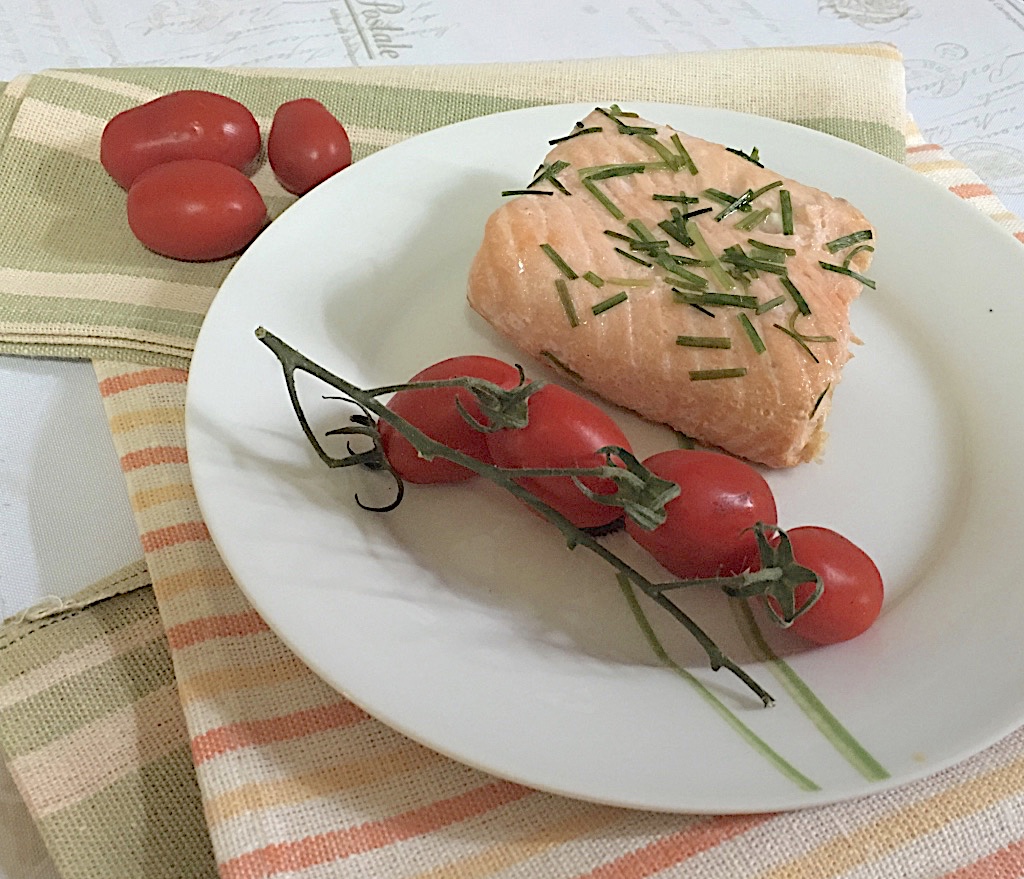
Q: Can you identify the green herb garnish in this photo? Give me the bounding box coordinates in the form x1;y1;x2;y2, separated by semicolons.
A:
689;367;748;381
755;295;786;314
554;279;579;327
540;350;585;382
809;384;830;419
585;163;648;181
819;261;877;289
595;105;658;135
780;276;811;316
657;208;695;247
737;313;766;354
843;244;875;267
727;146;763;166
653;192;699;204
686;221;736;291
673;290;759;309
540;243;578;279
583;271;605;287
501;189;554;197
614;247;652;266
676;335;732;349
825;229;873;253
592;291;629;315
528;160;571;195
715;189;756;222
670;134;698;174
734;207;771;231
639;134;683;170
703;188;752;211
583;178;624;219
548;123;603;145
780;189;794;235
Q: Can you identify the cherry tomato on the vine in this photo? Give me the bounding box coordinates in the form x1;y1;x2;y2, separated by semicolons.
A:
768;526;883;645
268;99;353;195
625;449;777;579
126;159;267;261
101;90;261;189
485;384;633;530
378;356;522;484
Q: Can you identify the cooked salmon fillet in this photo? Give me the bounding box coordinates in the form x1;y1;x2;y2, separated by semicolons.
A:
467;107;875;468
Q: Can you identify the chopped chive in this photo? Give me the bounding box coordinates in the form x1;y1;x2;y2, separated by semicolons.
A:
690;303;716;318
670;134;698;174
594;106;658;135
605;277;653;287
592;291;629;315
809;384;830;419
686;221;736;291
554;279;579;327
674;290;759;308
715;189;755;222
548;124;603;145
653;192;699;204
540;243;578;279
748;239;796;257
683;206;714;220
676;334;732;349
734;207;771;231
658;209;694;247
639;134;682;170
689;367;748;381
585;163;648;181
703;188;748;208
583;178;624;219
780;189;794;235
727;146;764;167
582;271;605;287
604;230;633;242
755;294;786;314
779;276;811;316
737;313;766;354
528;160;570;195
772;323;820;363
826;229;873;253
540;350;584;382
843;244;875;267
501;189;555;197
657;258;707;288
819;261;877;289
750;180;784;200
614;247;652;266
721;250;788;276
606;104;639;118
626;219;658;241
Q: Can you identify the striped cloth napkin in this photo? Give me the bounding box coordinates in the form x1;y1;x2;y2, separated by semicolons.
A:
3;44;1024;879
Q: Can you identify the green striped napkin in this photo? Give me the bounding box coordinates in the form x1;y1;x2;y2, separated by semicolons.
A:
0;562;216;879
0;45;906;368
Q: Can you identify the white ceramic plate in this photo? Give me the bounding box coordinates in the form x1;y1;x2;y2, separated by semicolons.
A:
186;103;1024;813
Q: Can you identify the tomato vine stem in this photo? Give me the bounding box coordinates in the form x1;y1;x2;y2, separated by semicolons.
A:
256;327;777;707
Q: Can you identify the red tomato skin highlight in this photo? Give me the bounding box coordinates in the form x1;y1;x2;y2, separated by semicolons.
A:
126;160;267;261
485;384;633;529
625;449;777;579
267;99;353;195
773;526;884;645
379;356;521;484
101;90;260;189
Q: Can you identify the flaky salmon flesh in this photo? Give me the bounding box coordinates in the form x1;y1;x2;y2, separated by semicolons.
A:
467;107;876;468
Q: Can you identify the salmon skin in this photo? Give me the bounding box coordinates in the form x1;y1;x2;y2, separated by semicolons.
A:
466;106;876;468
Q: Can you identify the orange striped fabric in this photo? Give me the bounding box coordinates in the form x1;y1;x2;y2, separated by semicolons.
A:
89;120;1024;879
